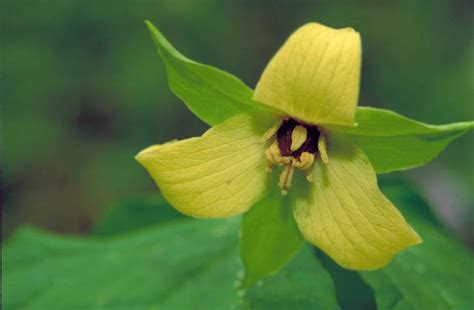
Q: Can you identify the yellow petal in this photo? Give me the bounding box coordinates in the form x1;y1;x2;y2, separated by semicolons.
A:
136;114;269;218
292;135;421;270
254;23;361;126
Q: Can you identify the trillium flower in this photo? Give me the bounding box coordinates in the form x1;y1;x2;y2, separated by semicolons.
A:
136;22;473;274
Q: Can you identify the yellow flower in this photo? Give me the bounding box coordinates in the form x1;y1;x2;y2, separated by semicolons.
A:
136;23;425;270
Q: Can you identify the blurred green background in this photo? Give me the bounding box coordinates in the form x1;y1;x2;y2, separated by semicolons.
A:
2;0;473;241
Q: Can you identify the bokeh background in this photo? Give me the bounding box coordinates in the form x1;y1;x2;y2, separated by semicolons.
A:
2;1;473;242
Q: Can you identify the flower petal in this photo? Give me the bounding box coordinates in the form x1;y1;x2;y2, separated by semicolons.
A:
254;23;361;126
292;135;422;270
136;114;269;218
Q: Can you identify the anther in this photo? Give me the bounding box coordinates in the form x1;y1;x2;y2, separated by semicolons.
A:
292;152;315;170
265;142;291;172
318;133;330;164
293;152;315;184
259;122;280;144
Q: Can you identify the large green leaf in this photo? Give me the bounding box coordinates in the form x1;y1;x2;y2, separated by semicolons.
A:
91;195;183;236
239;185;305;288
4;218;338;309
146;21;281;126
359;179;474;310
332;107;474;173
4;219;240;310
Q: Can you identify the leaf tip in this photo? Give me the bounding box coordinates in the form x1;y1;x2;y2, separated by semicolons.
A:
144;20;156;33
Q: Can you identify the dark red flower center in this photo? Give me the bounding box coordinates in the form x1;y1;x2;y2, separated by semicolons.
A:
276;118;320;159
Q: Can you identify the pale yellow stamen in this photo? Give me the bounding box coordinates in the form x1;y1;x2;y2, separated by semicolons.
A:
318;133;330;164
279;164;295;195
265;142;291;172
293;152;315;183
259;121;280;144
290;125;307;151
292;152;315;170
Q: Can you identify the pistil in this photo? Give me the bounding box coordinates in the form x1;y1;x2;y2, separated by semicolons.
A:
290;126;308;151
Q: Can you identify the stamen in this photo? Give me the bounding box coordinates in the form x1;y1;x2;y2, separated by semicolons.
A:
279;164;295;195
265;142;291;172
265;142;291;166
293;152;315;184
292;152;314;170
259;121;280;144
290;125;307;151
318;133;330;164
264;143;279;172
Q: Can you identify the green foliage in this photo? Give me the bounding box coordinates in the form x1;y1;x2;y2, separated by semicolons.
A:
333;107;474;173
3;216;337;309
146;21;280;126
239;185;305;288
3;219;240;309
3;179;474;309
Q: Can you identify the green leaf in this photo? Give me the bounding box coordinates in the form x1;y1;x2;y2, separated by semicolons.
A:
3;219;240;310
240;246;339;310
145;20;280;126
239;186;305;288
332;107;474;173
91;195;183;236
4;218;338;309
359;179;474;310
